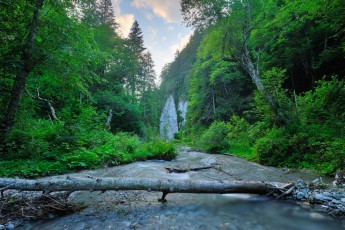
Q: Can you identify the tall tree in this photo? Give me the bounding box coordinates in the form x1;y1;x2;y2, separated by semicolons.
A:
181;0;289;123
0;0;44;139
126;20;146;98
97;0;117;28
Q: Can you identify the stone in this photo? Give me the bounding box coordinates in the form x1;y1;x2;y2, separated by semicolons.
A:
159;95;178;139
296;192;306;200
178;100;188;127
332;193;344;200
322;192;332;197
5;223;14;230
0;225;4;230
300;188;309;194
296;179;306;188
341;198;345;202
314;194;333;202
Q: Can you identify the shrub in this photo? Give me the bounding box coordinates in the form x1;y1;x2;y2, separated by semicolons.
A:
254;128;290;166
141;140;176;161
199;121;230;152
62;149;100;170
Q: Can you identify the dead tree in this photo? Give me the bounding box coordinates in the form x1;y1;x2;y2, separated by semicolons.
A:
0;177;291;202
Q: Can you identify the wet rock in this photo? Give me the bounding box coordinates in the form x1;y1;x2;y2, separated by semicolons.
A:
314;194;333;202
5;223;14;230
332;193;344;200
322;192;332;197
296;192;306;200
296;179;306;188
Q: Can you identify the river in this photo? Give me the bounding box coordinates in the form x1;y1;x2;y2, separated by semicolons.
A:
19;147;344;230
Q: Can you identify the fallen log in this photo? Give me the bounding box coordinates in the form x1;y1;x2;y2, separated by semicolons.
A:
0;177;290;201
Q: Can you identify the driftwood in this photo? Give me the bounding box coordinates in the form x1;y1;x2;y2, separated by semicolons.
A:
0;177;291;202
0;192;82;224
165;166;215;173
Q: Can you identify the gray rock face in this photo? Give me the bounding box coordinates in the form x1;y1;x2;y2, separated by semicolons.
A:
160;95;178;139
178;100;188;127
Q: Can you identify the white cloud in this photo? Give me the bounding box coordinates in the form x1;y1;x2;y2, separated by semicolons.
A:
111;0;122;15
130;0;182;23
111;0;135;37
169;33;192;54
117;14;135;37
168;26;175;31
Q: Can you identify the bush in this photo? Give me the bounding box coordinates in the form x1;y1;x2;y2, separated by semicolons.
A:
199;121;230;152
62;149;101;170
254;128;290;166
140;140;176;161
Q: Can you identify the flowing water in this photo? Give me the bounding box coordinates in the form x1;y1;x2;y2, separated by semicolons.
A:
19;147;344;230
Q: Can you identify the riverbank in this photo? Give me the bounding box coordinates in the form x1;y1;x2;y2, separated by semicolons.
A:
1;146;344;229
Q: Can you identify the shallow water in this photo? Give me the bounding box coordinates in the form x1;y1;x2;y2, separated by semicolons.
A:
20;193;344;230
18;148;344;229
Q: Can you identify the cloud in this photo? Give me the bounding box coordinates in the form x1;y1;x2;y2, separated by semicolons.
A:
111;0;135;37
117;14;135;37
130;0;182;23
169;33;192;54
167;26;175;31
111;0;122;15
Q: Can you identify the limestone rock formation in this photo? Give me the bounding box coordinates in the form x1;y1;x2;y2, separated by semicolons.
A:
178;100;188;127
160;95;178;139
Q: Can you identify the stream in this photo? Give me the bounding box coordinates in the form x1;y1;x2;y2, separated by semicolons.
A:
19;147;344;230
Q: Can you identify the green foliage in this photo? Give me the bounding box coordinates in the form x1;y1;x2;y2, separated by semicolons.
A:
62;149;101;170
253;78;345;174
254;128;290;166
137;140;176;161
199;121;230;152
0;103;177;178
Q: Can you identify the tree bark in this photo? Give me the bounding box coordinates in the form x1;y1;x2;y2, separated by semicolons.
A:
0;177;288;196
0;0;44;139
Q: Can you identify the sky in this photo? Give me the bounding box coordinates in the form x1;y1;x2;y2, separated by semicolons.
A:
111;0;192;79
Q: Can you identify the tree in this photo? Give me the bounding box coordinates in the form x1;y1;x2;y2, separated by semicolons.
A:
97;0;117;28
181;0;289;123
0;0;44;139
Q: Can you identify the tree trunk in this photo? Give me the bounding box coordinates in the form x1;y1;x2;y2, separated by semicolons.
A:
240;43;285;121
0;0;44;139
0;177;288;196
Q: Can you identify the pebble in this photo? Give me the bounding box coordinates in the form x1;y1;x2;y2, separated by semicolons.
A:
341;198;345;202
296;179;306;188
332;193;344;200
0;225;4;230
5;224;14;230
296;192;306;200
323;192;332;197
314;194;333;201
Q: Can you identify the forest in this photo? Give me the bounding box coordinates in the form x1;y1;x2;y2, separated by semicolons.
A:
161;0;345;175
0;0;174;178
0;0;344;179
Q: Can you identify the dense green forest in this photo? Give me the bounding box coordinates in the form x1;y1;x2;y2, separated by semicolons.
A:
1;0;344;178
161;0;345;174
0;0;174;178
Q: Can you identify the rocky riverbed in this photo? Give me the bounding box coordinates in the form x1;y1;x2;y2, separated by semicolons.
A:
2;146;345;229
